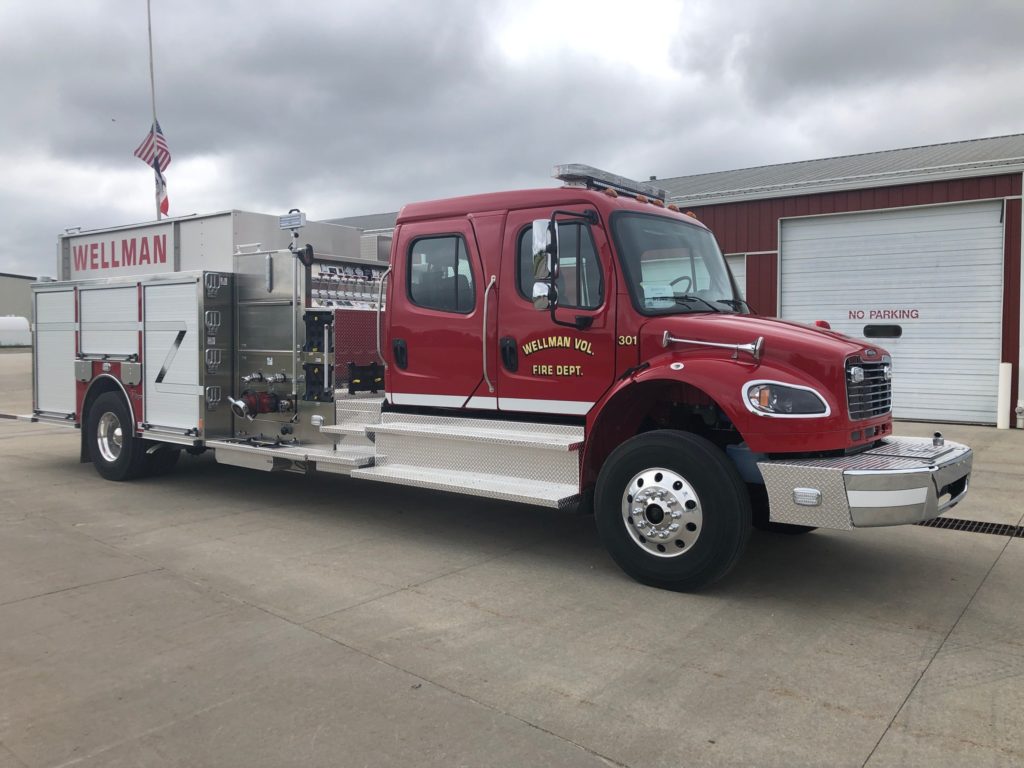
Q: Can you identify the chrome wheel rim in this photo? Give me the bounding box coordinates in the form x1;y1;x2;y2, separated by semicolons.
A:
621;467;702;558
97;412;123;463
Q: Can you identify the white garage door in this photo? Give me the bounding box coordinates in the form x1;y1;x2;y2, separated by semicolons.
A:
726;254;746;299
780;201;1004;423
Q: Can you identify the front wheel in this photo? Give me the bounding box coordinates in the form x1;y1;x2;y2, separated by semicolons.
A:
87;392;147;481
594;430;751;591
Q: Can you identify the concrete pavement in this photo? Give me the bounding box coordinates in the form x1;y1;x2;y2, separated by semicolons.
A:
1;351;1021;767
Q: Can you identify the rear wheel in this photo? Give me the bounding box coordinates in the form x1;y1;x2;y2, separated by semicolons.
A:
595;430;751;591
87;392;147;481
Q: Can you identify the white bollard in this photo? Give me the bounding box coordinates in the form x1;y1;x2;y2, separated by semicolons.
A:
996;362;1011;429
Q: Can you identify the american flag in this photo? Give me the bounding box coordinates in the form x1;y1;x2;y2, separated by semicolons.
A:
133;121;171;171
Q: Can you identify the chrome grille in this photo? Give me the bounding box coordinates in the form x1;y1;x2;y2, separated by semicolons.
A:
846;356;891;419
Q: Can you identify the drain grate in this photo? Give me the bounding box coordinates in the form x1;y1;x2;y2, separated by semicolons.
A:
918;517;1024;538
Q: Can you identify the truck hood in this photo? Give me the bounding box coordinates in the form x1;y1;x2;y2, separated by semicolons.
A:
642;313;887;372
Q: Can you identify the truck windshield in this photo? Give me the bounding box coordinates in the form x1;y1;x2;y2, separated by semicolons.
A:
611;212;741;315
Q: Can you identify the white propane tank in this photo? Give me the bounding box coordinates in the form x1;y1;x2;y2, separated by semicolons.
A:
0;316;30;346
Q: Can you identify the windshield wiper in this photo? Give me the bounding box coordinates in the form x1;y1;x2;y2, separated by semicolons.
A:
715;297;752;313
675;295;721;313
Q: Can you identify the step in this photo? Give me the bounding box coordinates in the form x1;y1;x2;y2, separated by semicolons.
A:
306;445;377;469
350;464;580;509
334;395;385;418
209;440;375;471
319;423;374;437
370;413;581;486
372;421;580;451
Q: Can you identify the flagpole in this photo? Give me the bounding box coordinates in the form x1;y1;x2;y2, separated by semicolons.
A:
146;0;160;220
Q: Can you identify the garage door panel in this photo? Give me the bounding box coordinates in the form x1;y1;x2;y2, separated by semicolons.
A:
784;241;1004;266
780;201;1003;424
785;225;1003;246
783;205;1002;240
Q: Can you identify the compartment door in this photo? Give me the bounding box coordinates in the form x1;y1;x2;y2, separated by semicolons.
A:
144;281;201;430
34;289;77;415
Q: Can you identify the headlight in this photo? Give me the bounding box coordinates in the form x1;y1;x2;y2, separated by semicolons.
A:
745;382;829;417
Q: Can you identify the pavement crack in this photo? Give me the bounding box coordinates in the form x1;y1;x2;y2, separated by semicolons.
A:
0;567;164;608
860;534;1015;767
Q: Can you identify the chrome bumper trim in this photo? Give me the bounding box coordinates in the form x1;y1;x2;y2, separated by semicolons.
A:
757;437;973;530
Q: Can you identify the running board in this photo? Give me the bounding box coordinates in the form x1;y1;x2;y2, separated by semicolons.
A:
350;464;581;509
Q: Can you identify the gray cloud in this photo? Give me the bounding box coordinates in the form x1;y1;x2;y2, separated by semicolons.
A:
0;0;1020;277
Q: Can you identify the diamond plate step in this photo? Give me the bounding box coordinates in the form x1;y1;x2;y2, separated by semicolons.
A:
334;396;385;419
369;412;581;487
319;421;375;449
371;421;581;451
306;446;377;468
350;464;580;509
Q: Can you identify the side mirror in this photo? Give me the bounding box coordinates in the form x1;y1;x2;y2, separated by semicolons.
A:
532;280;552;310
531;219;558;311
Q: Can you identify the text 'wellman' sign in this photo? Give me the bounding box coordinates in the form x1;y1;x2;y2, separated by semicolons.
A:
64;224;175;280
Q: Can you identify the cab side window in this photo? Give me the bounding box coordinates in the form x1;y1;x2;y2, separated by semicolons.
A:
408;235;475;313
517;223;602;309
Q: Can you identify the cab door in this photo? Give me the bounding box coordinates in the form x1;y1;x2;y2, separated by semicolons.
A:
494;208;617;416
386;219;485;408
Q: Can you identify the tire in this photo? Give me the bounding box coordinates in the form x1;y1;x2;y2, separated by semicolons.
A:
749;484;816;535
145;446;180;476
594;430;751;591
86;392;147;481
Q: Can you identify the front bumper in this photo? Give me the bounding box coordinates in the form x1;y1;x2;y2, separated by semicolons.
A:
757;437;972;530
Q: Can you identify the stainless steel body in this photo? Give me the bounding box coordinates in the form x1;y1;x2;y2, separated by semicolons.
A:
29;271;235;442
758;437;973;529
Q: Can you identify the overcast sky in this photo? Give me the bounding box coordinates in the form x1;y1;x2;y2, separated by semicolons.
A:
1;0;1021;277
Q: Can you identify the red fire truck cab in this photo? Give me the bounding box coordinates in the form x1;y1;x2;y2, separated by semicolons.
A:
27;166;974;591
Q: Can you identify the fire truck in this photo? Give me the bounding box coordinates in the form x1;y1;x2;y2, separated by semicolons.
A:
24;166;974;590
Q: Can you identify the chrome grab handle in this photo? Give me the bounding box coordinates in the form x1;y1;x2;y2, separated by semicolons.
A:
324;324;330;390
376;266;391;367
482;275;497;393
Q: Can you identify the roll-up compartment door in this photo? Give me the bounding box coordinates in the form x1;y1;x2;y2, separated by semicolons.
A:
34;290;77;415
144;281;201;430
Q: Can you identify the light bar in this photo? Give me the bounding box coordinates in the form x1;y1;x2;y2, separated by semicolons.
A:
554;163;668;202
279;211;306;230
